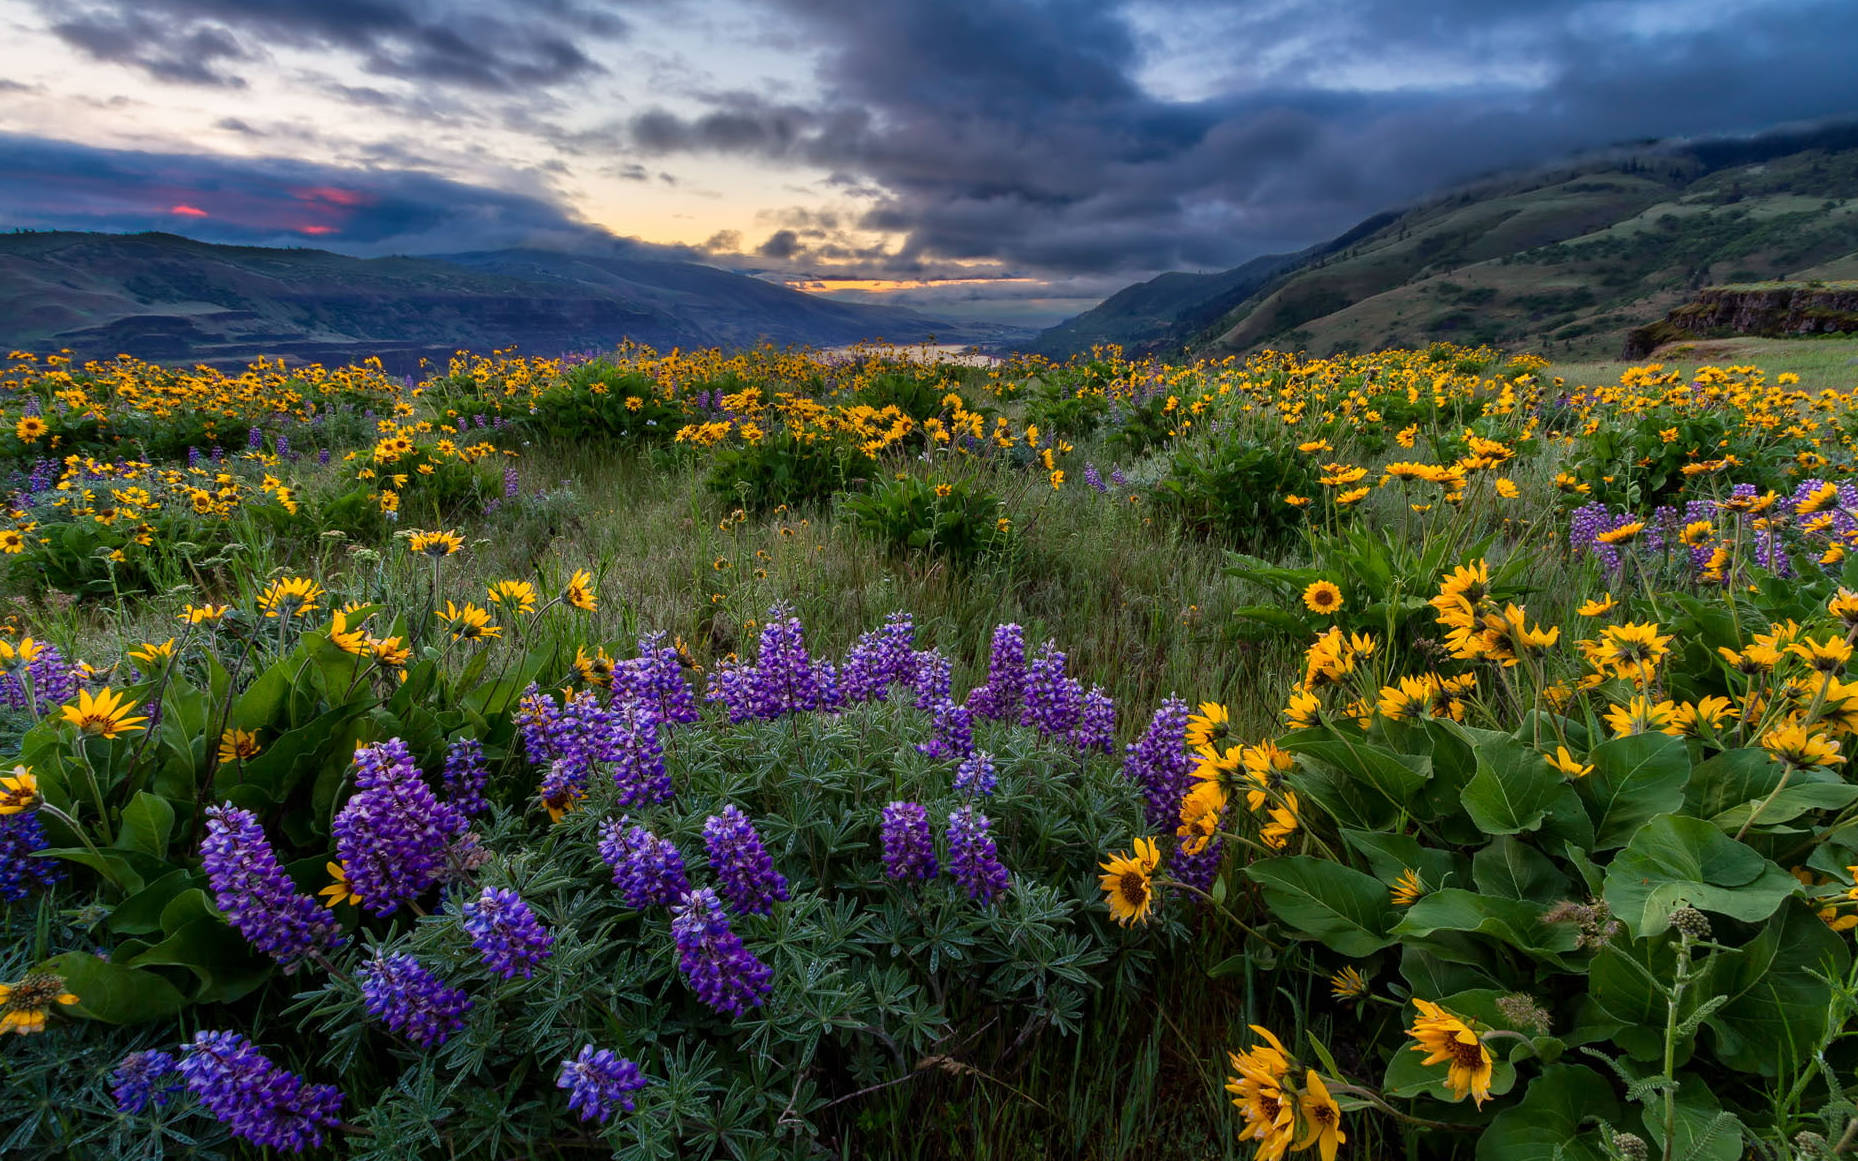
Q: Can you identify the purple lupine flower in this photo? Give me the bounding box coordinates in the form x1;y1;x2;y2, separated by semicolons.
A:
947;806;1010;904
515;685;566;765
1170;833;1224;895
538;759;587;822
598;818;690;908
670;888;774;1016
358;952;473;1047
880;802;937;880
745;605;840;718
275;433;290;459
332;738;467;916
440;737;491;818
954;750;997;797
0;810;60;901
504;465;520;498
910;648;952;710
1123;698;1195;830
112;1050;180;1114
703;804;788;916
610;705;673;807
200;805;344;965
461;886;555;979
1083;463;1107;493
841;613;916;702
318;448;331;466
1021;641;1085;738
616;632;700;724
177;1031;343;1153
246;427;263;451
557;690;616;776
703;655;760;724
0;642;81;713
964;623;1027;721
1069;686;1116;753
211;446;225;463
1110;465;1128;487
916;697;974;761
557;1046;647;1124
186;446;202;468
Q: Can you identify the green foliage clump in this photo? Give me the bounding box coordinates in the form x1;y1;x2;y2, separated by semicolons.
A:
1153;437;1319;549
843;476;1010;570
704;433;877;513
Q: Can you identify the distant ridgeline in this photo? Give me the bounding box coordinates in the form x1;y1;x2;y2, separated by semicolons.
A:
1031;119;1858;361
1624;282;1858;356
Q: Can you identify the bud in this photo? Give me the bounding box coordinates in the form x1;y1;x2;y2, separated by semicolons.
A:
1670;906;1712;941
1794;1130;1829;1159
1613;1131;1648;1161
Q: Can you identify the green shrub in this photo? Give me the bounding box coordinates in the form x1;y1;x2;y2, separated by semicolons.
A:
704;433;876;512
1153;436;1320;549
843;476;1010;570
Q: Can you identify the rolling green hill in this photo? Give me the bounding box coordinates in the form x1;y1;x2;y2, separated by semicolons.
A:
1032;122;1858;360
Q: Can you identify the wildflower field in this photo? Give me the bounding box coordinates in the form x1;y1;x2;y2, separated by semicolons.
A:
5;336;1858;1160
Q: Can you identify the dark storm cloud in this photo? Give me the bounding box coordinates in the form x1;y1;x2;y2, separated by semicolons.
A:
0;134;605;254
36;0;628;92
627;0;1858;277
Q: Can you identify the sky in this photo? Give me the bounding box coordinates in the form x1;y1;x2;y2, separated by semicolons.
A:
2;0;1856;327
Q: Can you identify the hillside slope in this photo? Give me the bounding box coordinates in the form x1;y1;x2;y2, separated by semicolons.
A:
1022;251;1301;358
0;232;966;369
1031;122;1858;360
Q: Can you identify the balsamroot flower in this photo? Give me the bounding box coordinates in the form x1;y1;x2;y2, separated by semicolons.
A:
461;887;555;979
200;805;344;966
177;1030;344;1153
1098;837;1160;926
879;802;937;881
0;970;77;1035
557;1046;647;1124
598;819;690;908
703;804;789;916
670;888;774;1016
112;1050;180;1114
1405;999;1494;1107
332;739;467;916
947;806;1010;905
358;952;472;1048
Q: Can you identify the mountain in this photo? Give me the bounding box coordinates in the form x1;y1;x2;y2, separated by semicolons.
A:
1022;251;1303;358
0;231;979;370
1031;121;1858;360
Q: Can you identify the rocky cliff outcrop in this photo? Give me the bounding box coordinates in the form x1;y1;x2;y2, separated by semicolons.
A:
1625;284;1858;357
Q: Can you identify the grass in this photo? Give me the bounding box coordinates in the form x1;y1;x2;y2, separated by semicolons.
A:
1545;333;1858;393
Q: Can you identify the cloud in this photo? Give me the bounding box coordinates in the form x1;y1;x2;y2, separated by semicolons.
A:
0;133;608;254
623;0;1858;277
35;0;630;92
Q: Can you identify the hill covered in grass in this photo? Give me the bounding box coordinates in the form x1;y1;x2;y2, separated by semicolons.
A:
1034;122;1858;359
0;231;981;370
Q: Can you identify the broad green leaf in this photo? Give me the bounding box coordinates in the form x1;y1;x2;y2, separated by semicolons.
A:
1471;836;1569;902
1400;943;1500;997
40;951;186;1025
1710;781;1858;832
113;791;176;859
1603;814;1799;937
107;868;197;936
1644;1080;1745;1161
1461;734;1565;835
1339;828;1464;889
1475;1064;1620;1161
1281;728;1431;812
1245;856;1396;956
124;917;273;1004
1578;732;1689;850
1393;889;1580;963
1588;938;1691;1061
1684;747;1788;819
1703;901;1851;1075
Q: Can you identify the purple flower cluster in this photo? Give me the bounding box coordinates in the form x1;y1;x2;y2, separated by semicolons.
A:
598;819;689;908
614;632;701;724
916;698;975;761
910;648;953;709
515;685;566;765
880;802;937;880
177;1030;344;1153
200;805;344;965
1170;833;1224;895
0;642;81;713
954;750;997;797
947;806;1010;905
670;888;774;1016
964;623;1027;721
705;606;841;721
333;739;467;916
1124;698;1196;829
1110;465;1128;487
1022;641;1085;738
0;810;61;901
1069;686;1116;753
841;612;917;702
461;887;555;979
703;804;789;915
538;759;587;821
441;737;491;818
1083;462;1107;493
358;952;473;1047
610;706;673;807
557;1045;647;1124
112;1050;180;1114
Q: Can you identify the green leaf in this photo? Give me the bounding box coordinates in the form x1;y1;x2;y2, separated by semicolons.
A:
40;951;186;1025
123;918;273;1004
1578;732;1690;850
1589;938;1692;1061
1703;901;1851;1075
1393;889;1580;963
106;868;197;936
1475;1064;1620;1161
1461;734;1565;835
1339;828;1464;890
1245;856;1396;956
1603;814;1800;938
1281;728;1431;812
113;791;176;859
1643;1080;1744;1161
1471;836;1569;902
34;846;168;894
1709;781;1858;832
1683;747;1788;819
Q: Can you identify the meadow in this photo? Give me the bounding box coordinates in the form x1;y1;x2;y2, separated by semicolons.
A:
3;336;1858;1159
